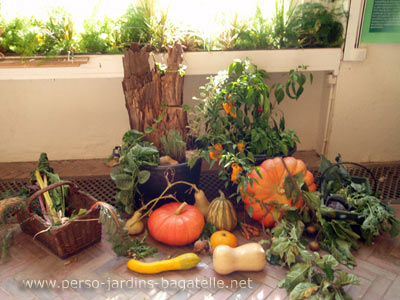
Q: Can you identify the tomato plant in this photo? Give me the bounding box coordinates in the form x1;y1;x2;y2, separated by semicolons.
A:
189;59;312;199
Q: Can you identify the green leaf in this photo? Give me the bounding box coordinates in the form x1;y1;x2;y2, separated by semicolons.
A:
188;155;199;169
335;270;360;287
153;110;166;123
118;190;131;206
284;263;311;291
286;249;296;266
296;86;304;99
303;192;322;210
137;170;151;184
390;217;400;237
275;83;285;104
110;167;125;181
271;240;291;257
316;254;339;269
290;282;319;300
247;205;254;218
115;174;133;191
323;263;335;282
299;249;313;264
144;126;154;134
283;173;304;202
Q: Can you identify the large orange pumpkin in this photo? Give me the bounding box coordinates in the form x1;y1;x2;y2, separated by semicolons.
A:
148;202;205;246
242;156;316;227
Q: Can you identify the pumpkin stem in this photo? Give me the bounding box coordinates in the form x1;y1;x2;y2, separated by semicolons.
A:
175;202;188;215
218;190;227;200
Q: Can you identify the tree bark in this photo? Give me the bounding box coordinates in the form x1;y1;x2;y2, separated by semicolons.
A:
122;42;186;149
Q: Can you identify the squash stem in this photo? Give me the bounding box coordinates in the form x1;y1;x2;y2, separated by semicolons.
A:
136;194;179;221
137;180;200;220
175;202;187;215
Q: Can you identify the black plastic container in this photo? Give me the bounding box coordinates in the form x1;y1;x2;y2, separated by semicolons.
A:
139;158;202;207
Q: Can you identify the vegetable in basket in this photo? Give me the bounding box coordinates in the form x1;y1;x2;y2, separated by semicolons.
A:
30;153;68;225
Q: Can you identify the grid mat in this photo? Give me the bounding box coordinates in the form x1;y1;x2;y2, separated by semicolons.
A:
1;163;399;205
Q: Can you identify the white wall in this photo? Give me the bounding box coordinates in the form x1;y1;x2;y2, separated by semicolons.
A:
0;78;129;162
326;44;400;162
1;44;399;163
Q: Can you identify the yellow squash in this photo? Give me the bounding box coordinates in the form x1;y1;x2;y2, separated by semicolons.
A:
127;253;200;274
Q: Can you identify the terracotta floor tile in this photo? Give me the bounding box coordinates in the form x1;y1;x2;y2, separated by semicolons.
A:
247;284;274;300
362;276;392;300
0;278;36;300
241;270;280;288
345;276;372;300
383;276;400;300
264;286;288;300
366;256;400;276
0;287;15;300
354;258;397;280
210;289;233;300
54;287;84;300
187;289;213;300
226;282;260;300
129;291;150;300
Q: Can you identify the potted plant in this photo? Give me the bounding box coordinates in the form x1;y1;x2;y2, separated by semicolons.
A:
189;58;312;200
110;128;202;215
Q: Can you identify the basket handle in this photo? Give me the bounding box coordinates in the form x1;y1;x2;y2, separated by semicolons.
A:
27;181;79;214
319;162;377;195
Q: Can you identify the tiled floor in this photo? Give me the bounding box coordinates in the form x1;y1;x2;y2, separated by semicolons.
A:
1;155;400;300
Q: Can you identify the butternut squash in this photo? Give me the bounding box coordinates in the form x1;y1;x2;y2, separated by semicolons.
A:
127;253;200;274
212;243;266;275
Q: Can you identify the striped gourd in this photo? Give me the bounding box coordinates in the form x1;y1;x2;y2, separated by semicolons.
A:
206;190;237;232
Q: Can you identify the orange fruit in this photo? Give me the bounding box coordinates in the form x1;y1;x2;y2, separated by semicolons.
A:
210;230;238;249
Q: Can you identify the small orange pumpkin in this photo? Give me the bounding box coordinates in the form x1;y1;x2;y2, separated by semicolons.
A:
148;202;205;246
242;156;316;228
210;230;238;249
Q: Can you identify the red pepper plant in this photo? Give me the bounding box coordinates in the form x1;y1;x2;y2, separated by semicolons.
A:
188;59;313;200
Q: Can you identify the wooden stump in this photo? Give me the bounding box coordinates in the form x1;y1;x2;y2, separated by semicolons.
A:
122;42;187;149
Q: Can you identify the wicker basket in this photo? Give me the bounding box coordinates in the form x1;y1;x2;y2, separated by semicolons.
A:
18;181;102;259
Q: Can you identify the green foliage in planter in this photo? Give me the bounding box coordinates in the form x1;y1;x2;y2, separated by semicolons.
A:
0;8;77;56
160;130;186;163
0;0;347;56
80;18;123;54
35;7;77;55
232;6;274;50
284;2;345;48
0;17;41;56
271;0;297;49
120;0;175;51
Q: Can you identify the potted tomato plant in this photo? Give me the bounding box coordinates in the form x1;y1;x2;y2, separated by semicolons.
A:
189;59;312;200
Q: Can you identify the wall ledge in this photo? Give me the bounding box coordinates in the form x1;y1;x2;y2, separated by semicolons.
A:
0;48;343;80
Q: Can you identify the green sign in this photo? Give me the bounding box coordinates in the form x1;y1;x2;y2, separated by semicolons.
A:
361;0;400;43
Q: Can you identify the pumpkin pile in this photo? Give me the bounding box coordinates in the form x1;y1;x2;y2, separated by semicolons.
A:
124;156;318;276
